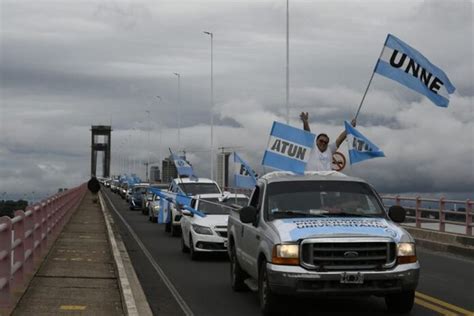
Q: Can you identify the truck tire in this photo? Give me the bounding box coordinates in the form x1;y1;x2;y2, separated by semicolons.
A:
259;260;281;316
189;235;200;260
385;290;415;313
229;245;248;292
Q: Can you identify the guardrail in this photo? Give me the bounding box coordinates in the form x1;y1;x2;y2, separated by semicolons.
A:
0;183;87;309
381;196;473;236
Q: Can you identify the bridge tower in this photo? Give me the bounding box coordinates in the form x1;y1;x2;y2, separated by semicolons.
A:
90;125;112;178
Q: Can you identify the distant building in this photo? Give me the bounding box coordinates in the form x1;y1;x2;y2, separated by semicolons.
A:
150;166;161;182
161;157;177;183
216;151;231;190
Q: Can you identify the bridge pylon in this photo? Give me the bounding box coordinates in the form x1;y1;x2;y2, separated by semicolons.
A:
90;125;112;178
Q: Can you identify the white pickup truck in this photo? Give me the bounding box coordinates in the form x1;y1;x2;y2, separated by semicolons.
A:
227;171;420;315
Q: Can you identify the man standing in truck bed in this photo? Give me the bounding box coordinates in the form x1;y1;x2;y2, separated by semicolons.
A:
300;112;356;171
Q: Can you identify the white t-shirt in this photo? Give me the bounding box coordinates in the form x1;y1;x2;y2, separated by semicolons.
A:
306;142;337;171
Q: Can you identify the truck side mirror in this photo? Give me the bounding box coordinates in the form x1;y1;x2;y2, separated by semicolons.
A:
240;206;257;224
388;205;406;223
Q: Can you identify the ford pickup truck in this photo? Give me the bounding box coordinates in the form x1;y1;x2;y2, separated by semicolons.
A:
227;171;419;315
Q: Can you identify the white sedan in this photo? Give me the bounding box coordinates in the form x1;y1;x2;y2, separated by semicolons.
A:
180;193;249;260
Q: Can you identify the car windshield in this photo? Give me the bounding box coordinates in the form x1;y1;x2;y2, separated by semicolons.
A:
178;183;221;195
134;187;148;194
222;196;249;208
197;197;248;214
197;198;228;215
266;181;385;220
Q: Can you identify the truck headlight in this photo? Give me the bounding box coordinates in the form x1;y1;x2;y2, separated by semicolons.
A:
397;243;417;264
192;224;213;235
272;244;299;265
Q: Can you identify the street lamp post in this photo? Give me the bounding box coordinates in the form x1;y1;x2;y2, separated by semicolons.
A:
156;96;162;163
286;0;290;124
146;110;151;181
203;31;214;180
173;73;181;151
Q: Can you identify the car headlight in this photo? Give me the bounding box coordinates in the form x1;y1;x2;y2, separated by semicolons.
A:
272;244;299;265
397;243;417;264
154;204;161;211
192;224;213;235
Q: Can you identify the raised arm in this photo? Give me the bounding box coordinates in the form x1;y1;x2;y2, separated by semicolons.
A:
300;112;310;132
335;118;356;148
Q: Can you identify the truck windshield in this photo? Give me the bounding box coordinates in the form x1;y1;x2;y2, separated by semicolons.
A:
198;197;248;214
266;181;385;220
178;183;221;195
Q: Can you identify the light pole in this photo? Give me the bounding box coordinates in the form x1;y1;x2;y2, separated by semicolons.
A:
173;73;181;151
203;30;214;180
146;110;151;181
285;0;290;124
156;96;162;163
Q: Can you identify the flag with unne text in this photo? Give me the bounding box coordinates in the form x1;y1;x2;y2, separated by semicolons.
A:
375;34;455;107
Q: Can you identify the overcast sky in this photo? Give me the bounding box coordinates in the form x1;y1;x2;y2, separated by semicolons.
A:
1;0;473;201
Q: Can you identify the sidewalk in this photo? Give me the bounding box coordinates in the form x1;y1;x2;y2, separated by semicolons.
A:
12;192;124;315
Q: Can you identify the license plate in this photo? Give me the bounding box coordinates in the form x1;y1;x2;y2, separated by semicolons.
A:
223;240;228;248
340;272;364;284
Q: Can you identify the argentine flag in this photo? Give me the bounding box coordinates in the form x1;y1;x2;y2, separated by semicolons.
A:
262;122;315;174
375;34;455;107
171;153;195;178
234;152;257;189
345;121;385;165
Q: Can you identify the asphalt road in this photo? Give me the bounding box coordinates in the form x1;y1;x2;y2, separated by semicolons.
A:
102;189;474;316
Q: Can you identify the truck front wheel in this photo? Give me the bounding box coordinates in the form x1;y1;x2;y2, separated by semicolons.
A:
385;290;415;313
259;260;281;315
229;245;247;291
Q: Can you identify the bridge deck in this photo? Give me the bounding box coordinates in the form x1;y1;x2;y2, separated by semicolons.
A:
12;192;124;315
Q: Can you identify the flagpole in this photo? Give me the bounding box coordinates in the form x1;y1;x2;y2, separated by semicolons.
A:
354;38;387;120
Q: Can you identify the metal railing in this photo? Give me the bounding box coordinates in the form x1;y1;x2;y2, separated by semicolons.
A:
0;183;87;309
381;195;473;236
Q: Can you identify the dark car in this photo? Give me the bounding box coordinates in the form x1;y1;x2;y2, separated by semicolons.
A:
129;183;149;210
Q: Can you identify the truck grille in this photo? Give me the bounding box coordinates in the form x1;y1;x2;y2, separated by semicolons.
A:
301;240;396;271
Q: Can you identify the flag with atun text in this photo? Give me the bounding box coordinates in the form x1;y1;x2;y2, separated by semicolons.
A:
234;152;258;189
262;122;315;174
344;121;385;165
375;34;455;107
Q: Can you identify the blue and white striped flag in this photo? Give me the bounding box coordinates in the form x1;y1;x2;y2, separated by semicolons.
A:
375;34;455;107
262;122;315;174
345;121;385;165
171;153;195;178
234;152;257;189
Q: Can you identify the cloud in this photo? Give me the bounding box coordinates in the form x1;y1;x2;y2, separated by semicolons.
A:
0;0;472;201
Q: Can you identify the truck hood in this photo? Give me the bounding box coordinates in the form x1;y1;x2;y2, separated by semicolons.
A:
271;217;410;243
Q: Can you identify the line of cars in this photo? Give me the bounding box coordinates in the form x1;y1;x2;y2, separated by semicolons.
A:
104;172;419;315
105;176;249;260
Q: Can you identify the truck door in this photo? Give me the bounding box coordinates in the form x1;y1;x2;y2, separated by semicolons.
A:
240;184;263;278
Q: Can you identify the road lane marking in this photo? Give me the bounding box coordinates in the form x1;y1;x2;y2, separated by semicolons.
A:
415;298;458;316
59;305;87;311
416;292;473;316
103;192;194;316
